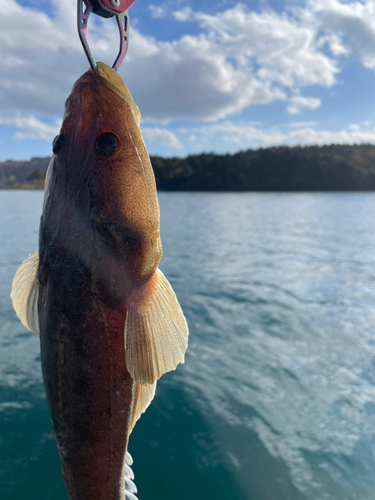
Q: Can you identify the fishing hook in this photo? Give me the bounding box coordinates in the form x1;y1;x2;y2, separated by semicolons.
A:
77;0;134;74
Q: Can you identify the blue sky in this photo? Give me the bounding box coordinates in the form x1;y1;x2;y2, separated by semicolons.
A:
2;0;375;160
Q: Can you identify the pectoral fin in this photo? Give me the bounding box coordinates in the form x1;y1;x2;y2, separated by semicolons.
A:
124;269;188;385
129;381;157;434
10;251;40;337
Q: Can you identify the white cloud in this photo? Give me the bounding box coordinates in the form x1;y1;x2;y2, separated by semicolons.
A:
179;121;375;149
318;32;350;56
125;3;345;121
0;0;338;126
0;0;90;116
142;127;183;148
2;0;375;148
305;0;375;69
148;4;167;19
289;124;375;145
0;114;61;141
191;6;338;88
289;121;317;128
287;95;322;115
172;7;192;22
180;122;287;148
126;23;289;122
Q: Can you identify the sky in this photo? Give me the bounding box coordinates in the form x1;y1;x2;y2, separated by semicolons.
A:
2;0;375;160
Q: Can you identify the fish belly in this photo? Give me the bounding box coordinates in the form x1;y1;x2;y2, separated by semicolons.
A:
39;265;133;500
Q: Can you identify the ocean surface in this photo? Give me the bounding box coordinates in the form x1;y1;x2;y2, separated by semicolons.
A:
1;191;375;500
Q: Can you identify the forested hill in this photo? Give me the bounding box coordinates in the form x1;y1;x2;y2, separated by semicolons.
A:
152;145;375;191
0;157;50;189
3;144;375;191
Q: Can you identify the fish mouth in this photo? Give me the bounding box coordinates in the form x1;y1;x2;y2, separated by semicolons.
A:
71;62;141;127
70;68;129;115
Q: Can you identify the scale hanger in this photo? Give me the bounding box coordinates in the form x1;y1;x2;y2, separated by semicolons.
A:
77;0;136;73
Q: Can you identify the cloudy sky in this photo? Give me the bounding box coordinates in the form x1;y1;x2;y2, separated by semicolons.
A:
2;0;375;160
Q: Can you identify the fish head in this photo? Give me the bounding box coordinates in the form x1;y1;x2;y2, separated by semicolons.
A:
42;63;162;299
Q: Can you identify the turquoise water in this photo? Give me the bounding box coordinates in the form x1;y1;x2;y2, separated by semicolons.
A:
1;191;375;500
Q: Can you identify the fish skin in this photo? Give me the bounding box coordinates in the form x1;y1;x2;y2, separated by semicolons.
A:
38;63;162;500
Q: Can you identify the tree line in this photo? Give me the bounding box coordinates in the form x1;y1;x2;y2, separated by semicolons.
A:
151;145;375;191
2;144;375;191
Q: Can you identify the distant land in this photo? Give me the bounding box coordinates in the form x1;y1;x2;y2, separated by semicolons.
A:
3;144;375;191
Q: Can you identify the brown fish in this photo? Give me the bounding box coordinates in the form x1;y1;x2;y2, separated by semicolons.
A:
11;62;188;500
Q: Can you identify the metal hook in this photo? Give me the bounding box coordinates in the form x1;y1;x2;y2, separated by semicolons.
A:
113;11;129;71
77;0;129;74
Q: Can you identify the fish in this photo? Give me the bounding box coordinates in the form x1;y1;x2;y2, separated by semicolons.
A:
10;62;188;500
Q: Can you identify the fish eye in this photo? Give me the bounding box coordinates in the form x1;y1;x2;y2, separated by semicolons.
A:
96;132;119;157
52;133;65;155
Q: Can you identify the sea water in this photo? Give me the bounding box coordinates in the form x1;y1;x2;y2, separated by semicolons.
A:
1;191;375;500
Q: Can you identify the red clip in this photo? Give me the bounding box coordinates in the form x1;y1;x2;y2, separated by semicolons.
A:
92;0;136;17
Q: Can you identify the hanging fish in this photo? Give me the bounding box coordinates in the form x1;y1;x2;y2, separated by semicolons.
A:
10;62;188;500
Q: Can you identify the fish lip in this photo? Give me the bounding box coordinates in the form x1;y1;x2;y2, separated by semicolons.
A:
72;69;127;104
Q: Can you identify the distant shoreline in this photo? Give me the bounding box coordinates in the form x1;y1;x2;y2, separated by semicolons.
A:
2;144;375;191
3;182;45;190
